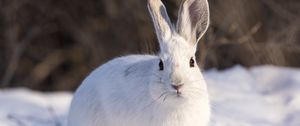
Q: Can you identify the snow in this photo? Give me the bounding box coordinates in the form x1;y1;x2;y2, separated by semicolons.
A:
0;65;300;126
206;65;300;126
0;89;72;126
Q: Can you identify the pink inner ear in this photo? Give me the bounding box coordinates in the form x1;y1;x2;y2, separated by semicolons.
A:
190;0;210;40
177;0;210;45
189;0;201;27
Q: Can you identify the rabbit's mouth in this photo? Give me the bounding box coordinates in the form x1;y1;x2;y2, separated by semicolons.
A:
152;90;185;103
161;86;205;102
162;90;187;102
159;92;191;106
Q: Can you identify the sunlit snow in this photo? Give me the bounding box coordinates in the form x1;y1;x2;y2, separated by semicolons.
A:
1;65;299;126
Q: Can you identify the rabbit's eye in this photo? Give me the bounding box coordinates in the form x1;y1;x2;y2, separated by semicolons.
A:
159;59;164;71
190;57;195;67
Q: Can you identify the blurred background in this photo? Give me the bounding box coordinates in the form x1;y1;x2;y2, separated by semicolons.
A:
0;0;300;91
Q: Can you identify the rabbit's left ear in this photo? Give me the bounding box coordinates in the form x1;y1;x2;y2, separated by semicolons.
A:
176;0;210;46
148;0;174;43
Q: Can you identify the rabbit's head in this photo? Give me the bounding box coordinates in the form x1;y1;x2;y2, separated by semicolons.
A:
148;0;209;105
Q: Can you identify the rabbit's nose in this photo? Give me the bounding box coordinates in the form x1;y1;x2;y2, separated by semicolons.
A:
171;84;183;91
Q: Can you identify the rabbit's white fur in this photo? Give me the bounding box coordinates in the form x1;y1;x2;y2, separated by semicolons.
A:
67;0;210;126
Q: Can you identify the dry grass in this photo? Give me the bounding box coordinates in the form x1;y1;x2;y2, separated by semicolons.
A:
0;0;299;91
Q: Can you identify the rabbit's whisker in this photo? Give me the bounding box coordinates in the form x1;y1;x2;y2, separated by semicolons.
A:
163;94;170;102
142;91;169;110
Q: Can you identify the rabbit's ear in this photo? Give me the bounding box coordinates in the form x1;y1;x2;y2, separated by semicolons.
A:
148;0;174;43
176;0;209;45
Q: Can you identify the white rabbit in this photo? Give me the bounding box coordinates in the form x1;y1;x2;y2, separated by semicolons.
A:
67;0;210;126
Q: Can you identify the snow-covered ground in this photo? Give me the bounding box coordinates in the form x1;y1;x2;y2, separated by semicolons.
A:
0;65;299;126
0;89;71;126
207;65;300;126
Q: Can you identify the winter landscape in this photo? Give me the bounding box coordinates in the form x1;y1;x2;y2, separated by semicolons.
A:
1;0;300;126
0;65;299;126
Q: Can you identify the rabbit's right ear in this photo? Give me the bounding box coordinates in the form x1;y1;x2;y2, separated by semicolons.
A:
148;0;174;43
176;0;210;46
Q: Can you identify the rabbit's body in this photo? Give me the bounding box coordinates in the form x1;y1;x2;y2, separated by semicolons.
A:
68;0;211;125
68;55;210;126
